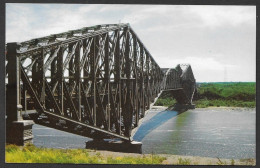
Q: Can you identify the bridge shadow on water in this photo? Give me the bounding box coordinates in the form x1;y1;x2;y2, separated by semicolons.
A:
133;106;186;141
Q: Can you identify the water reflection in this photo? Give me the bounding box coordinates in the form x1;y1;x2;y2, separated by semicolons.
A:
133;110;179;141
32;107;255;159
138;108;255;159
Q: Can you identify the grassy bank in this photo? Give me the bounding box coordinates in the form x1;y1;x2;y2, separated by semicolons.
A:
194;99;255;108
154;97;176;106
5;144;255;165
5;144;165;164
155;82;256;108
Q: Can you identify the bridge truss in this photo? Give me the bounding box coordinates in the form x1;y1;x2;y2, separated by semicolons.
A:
6;23;196;142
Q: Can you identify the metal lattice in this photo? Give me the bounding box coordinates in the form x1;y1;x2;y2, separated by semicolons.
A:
6;23;196;141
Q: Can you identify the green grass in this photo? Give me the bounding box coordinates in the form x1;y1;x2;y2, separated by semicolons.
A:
177;158;191;165
196;82;255;101
194;99;255;108
5;144;255;165
5;144;166;164
194;82;255;108
154;91;176;106
154;97;176;106
155;82;256;108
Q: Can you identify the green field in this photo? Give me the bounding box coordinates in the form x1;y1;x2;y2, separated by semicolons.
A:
155;82;256;108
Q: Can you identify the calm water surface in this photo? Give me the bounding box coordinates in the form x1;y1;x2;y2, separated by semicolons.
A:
32;107;255;159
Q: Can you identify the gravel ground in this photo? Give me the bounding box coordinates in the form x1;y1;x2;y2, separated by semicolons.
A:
87;149;256;165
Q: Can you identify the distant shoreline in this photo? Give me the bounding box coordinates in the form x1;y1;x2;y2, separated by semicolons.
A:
195;106;255;109
155;82;256;108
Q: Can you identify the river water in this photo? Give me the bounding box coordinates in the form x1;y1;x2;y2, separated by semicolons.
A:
32;107;255;159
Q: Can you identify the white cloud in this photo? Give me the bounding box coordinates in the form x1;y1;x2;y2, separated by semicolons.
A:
154;55;245;82
5;4;256;82
6;4;38;42
189;6;256;27
158;56;237;71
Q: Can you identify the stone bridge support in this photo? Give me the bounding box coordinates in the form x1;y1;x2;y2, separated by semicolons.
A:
6;43;34;145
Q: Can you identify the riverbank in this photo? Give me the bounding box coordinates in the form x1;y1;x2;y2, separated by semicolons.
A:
87;150;255;165
5;144;255;165
193;99;255;108
155;82;256;108
177;106;255;111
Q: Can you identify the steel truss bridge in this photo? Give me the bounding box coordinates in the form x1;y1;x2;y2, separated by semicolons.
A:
6;23;196;144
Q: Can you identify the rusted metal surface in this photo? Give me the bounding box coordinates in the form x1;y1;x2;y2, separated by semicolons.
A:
6;23;196;141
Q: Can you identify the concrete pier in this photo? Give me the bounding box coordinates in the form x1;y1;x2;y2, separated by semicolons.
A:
172;103;195;111
86;139;142;154
6;43;35;146
6;120;34;146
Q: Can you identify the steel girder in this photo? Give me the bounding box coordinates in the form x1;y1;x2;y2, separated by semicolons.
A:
6;23;196;140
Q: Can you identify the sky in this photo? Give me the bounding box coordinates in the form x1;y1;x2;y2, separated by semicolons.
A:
6;4;256;82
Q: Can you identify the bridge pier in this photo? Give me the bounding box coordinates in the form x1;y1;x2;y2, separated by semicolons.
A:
6;43;34;146
85;139;142;154
173;103;195;112
6;120;34;146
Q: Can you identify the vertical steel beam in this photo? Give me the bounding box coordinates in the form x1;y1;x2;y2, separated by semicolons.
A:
57;46;64;116
123;26;133;137
90;36;96;126
22;85;27;113
32;48;45;106
49;49;58;111
83;39;88;86
39;48;45;106
114;30;121;134
104;33;110;130
82;39;88;121
75;41;81;121
68;43;74;93
133;35;139;127
145;51;150;109
139;44;145;117
51;50;57;89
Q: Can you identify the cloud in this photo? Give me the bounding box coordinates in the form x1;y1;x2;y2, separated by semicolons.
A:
158;56;237;70
6;4;123;42
188;5;256;27
5;4;256;82
158;56;252;82
6;4;38;42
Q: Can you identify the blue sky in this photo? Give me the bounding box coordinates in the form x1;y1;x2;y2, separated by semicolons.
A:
6;4;256;82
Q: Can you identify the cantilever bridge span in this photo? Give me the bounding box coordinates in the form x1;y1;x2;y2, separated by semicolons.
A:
6;23;196;145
